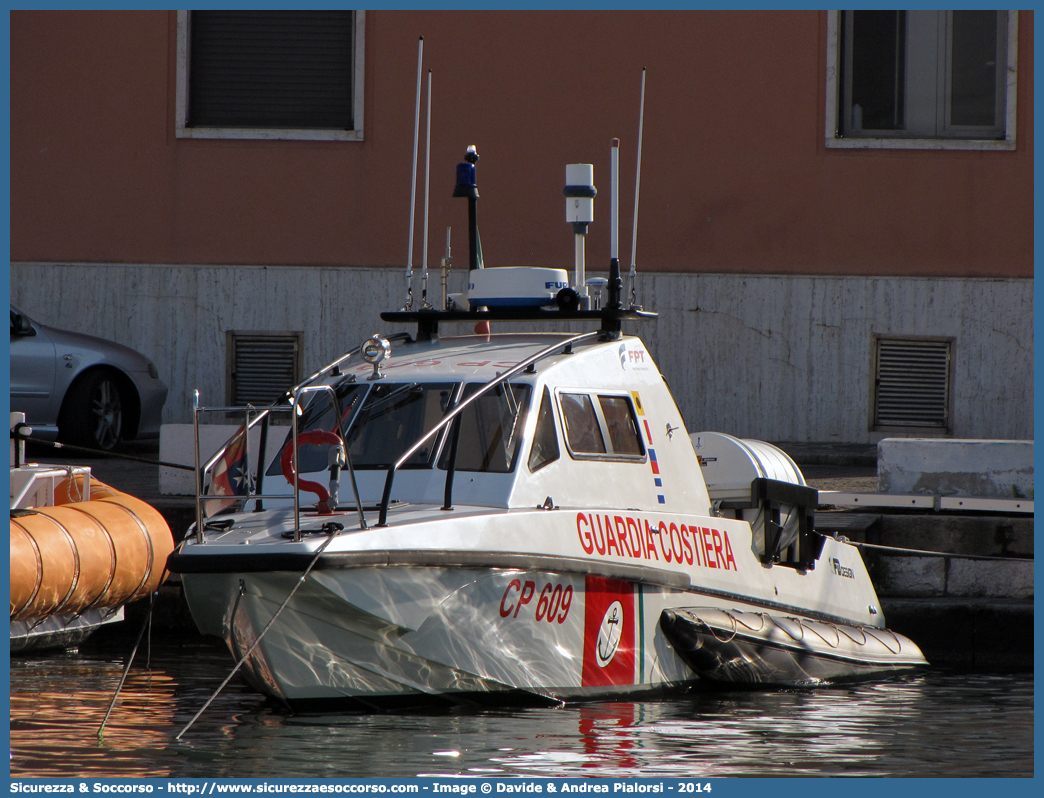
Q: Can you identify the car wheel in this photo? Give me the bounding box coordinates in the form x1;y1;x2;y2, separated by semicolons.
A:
59;371;125;452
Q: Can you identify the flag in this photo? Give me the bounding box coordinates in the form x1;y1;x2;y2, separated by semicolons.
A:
204;423;253;517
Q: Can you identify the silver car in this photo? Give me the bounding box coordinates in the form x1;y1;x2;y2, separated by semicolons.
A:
10;306;168;452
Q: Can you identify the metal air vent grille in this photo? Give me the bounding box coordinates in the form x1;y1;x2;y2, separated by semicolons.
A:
872;336;953;431
227;331;302;407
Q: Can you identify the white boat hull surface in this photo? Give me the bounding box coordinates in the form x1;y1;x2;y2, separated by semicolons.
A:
193;565;702;707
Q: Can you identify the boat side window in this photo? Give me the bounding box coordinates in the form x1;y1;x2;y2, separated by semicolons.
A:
598;395;645;456
559;391;647;461
527;387;560;472
439;382;532;473
560;393;607;454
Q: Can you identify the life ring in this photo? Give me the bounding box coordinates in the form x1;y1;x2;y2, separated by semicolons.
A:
280;430;344;504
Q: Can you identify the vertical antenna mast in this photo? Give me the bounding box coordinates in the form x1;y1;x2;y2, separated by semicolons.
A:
404;37;424;310
441;227;452;310
421;69;433;308
607;138;622;310
629;68;646;310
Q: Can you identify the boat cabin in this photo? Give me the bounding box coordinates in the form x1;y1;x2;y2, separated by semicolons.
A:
250;330;713;518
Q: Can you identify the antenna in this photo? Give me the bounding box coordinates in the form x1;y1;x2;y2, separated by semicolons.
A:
404;37;424;310
421;69;433;308
607;138;622;310
441;227;452;310
629;68;646;310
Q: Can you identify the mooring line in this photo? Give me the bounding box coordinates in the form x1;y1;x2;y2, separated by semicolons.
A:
827;534;1030;562
97;589;157;740
18;434;195;471
174;529;339;741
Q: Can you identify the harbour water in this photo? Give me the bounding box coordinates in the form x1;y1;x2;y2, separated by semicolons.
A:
9;634;1033;780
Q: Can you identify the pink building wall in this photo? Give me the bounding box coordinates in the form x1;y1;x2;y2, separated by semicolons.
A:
11;10;1033;278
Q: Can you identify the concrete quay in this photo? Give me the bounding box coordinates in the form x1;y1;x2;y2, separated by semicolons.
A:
24;440;1034;672
795;447;1033;672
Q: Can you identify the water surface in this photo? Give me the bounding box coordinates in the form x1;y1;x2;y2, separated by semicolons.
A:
10;637;1033;779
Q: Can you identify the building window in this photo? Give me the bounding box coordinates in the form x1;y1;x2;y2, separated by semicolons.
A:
870;335;954;433
176;10;365;141
226;331;303;407
826;10;1017;150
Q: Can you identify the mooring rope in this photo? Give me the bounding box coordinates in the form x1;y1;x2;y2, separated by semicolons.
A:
16;433;195;471
174;528;340;741
825;533;1031;562
97;589;157;740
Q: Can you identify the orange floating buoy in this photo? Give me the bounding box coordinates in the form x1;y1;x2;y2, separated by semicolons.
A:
10;476;174;622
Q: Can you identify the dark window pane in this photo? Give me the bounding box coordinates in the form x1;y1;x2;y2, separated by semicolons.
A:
950;11;999;127
189;11;353;129
267;382;457;475
528;388;560;472
850;11;906;131
560;393;606;454
350;382;457;468
597;395;644;456
440;383;531;473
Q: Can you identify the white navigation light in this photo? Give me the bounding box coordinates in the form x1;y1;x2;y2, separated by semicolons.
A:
564;164;595;225
361;335;391;380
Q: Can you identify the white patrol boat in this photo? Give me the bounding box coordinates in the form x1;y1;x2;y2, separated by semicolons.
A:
168;143;925;709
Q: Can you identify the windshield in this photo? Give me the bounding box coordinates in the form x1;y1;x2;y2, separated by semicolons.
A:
348;382;458;468
267;381;459;475
438;383;532;473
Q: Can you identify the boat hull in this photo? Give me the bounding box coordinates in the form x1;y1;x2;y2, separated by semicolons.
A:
659;607;927;687
10;606;124;653
183;564;721;707
181;558;904;707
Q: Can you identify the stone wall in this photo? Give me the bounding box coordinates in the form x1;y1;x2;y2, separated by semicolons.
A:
11;263;1033;443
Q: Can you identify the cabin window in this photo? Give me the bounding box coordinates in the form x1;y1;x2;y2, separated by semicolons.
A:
559;391;647;462
598;395;644;456
439;383;532;473
528;388;560;472
560;394;607;454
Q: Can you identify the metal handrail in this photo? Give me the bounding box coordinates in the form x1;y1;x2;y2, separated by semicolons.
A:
193;397;297;544
376;330;601;526
289;384;368;540
293;331;413;394
192;333;418;517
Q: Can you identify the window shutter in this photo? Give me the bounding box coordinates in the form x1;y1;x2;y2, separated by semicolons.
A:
872;337;953;431
227;332;302;407
188;11;354;129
